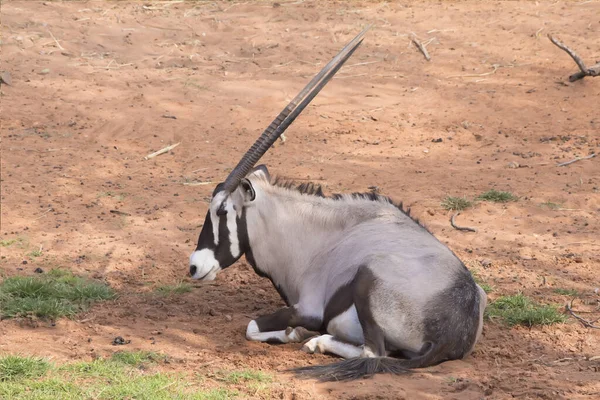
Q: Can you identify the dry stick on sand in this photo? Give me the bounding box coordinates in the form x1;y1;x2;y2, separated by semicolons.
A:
183;181;213;186
548;34;600;82
144;142;181;160
411;35;431;61
566;299;600;329
47;29;65;51
556;153;596;167
450;212;477;232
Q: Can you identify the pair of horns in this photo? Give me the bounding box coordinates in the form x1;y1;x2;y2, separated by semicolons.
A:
221;25;372;193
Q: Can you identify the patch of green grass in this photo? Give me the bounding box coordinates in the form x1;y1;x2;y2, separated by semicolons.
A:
553;288;579;297
477;189;518;203
27;249;43;258
0;355;50;382
155;282;193;296
541;201;562;210
0;355;241;400
441;196;473;211
110;351;164;367
486;293;566;327
0;239;18;247
472;271;493;294
0;269;115;320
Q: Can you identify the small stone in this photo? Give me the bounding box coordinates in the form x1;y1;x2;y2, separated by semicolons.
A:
507;161;520;169
0;71;12;85
34;267;44;274
112;336;131;346
22;260;28;265
480;259;492;268
225;315;232;322
40;68;50;75
431;138;443;143
574;257;583;263
208;308;221;316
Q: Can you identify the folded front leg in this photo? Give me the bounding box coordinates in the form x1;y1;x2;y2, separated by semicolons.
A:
246;306;322;343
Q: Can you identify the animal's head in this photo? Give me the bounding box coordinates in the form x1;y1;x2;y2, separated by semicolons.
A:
188;25;371;280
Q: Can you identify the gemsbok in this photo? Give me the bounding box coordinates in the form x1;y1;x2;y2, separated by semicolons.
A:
188;26;487;382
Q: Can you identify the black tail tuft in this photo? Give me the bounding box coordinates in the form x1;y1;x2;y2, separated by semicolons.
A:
290;357;412;382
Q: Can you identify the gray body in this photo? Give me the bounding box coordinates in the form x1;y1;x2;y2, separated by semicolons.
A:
190;167;487;381
189;27;486;381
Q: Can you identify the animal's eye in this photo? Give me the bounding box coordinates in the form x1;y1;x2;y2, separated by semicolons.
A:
241;179;256;201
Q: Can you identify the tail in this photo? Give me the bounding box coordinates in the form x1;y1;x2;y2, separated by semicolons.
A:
291;342;449;382
290;356;419;382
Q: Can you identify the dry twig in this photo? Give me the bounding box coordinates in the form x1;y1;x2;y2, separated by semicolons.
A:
556;153;596;167
47;29;65;51
109;210;131;216
548;34;600;82
144;142;181;160
450;212;477;232
183;181;213;186
566;299;600;329
411;36;431;61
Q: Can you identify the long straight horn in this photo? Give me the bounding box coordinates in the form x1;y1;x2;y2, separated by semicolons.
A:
221;25;372;193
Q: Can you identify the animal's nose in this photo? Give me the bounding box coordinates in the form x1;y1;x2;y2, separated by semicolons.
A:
189;265;197;277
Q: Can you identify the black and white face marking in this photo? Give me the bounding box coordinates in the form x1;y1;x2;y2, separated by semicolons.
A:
189;181;254;280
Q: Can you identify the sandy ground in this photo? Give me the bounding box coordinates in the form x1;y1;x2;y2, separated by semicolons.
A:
1;0;599;398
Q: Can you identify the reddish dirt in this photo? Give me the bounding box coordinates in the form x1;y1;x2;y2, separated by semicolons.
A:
1;1;599;399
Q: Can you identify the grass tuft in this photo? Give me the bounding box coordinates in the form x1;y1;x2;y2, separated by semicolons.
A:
477;189;518;203
441;196;473;211
27;249;43;258
553;288;579;297
540;201;562;210
0;269;115;320
486;293;566;327
471;271;493;294
0;354;243;399
155;281;193;296
111;351;164;367
0;355;50;382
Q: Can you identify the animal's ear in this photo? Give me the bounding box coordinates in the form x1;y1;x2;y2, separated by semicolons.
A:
248;164;270;182
240;179;256;202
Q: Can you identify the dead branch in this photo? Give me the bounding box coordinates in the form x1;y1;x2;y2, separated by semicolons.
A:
548;34;600;82
47;29;65;51
109;210;131;216
450;212;477;232
556;153;596;167
411;36;431;61
566;299;600;329
144;142;180;160
182;181;213;186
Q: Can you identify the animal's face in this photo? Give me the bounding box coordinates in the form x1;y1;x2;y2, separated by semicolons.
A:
188;166;270;280
186;26;368;280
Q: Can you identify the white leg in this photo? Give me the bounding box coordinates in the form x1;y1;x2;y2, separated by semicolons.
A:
326;305;364;345
302;334;363;359
245;320;313;343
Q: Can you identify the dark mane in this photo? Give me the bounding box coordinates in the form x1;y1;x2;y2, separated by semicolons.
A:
271;177;326;197
270;177;431;234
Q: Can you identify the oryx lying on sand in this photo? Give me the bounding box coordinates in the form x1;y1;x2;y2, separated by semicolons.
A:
189;26;487;382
